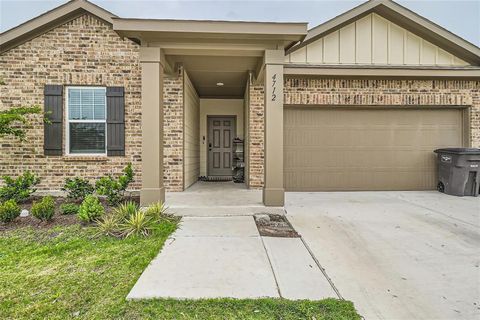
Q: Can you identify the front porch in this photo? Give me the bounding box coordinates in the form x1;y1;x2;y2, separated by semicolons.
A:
112;18;308;207
166;181;284;216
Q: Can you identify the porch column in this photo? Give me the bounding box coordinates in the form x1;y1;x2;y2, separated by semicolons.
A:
263;49;285;206
140;47;165;205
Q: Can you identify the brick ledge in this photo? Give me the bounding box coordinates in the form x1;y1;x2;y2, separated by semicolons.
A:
62;156;109;162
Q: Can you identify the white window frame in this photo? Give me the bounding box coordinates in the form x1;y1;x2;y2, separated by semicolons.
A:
65;86;107;156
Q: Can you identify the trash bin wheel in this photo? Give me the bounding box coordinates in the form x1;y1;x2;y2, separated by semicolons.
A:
437;182;445;193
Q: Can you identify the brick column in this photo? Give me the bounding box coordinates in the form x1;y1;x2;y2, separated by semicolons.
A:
140;47;165;205
263;50;285;206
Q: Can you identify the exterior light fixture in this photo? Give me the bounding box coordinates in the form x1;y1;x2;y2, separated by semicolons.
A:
216;82;224;86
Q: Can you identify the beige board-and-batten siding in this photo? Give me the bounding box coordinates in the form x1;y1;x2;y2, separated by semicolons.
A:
286;13;470;66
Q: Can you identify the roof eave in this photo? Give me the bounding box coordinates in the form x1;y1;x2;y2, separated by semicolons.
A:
0;0;117;54
284;64;480;79
113;18;307;47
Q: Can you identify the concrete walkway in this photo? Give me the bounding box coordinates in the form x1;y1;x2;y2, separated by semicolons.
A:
286;191;480;320
166;182;284;216
127;216;336;300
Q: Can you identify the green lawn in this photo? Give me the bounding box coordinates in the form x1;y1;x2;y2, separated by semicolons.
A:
0;224;360;319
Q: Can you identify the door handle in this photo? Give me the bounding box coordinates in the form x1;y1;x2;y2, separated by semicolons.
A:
208;143;212;151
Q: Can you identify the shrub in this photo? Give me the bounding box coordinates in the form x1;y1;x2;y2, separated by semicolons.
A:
96;214;121;237
0;199;21;223
62;177;94;202
60;203;79;215
144;201;176;223
120;211;155;238
0;171;40;202
78;195;105;223
95;163;134;206
113;201;139;220
31;196;55;221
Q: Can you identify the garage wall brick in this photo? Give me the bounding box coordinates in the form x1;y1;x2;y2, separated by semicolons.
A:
284;78;480;148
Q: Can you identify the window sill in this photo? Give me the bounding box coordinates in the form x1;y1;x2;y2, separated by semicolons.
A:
62;156;109;162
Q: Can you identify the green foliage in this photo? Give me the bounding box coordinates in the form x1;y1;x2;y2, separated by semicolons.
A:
144;201;177;223
95;201;177;239
113;201;139;220
62;177;94;202
0;171;40;202
95;163;134;206
0;199;21;223
120;211;155;238
0;106;42;141
60;203;79;215
0;224;360;319
31;196;55;221
78;195;105;223
95;213;121;237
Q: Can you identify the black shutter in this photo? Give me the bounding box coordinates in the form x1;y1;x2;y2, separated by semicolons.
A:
106;87;125;156
44;85;63;156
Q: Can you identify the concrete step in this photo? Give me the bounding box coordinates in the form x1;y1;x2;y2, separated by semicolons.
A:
169;205;285;217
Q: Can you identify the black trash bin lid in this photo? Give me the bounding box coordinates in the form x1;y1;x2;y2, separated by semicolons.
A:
434;148;480;155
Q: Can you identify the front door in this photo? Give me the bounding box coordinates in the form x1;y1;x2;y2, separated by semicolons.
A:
208;116;235;176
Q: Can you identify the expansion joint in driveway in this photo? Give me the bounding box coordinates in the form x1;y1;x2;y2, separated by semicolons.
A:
259;236;283;298
299;236;344;300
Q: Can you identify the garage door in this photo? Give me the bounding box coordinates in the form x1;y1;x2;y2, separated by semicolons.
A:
284;108;464;191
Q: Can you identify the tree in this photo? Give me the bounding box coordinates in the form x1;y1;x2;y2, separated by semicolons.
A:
0;106;42;141
0;76;43;141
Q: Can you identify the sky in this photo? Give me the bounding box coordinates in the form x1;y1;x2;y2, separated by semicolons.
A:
0;0;479;46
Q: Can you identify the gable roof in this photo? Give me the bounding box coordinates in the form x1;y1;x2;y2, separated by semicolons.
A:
0;0;117;53
287;0;480;65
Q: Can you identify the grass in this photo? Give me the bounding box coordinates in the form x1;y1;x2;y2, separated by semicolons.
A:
0;224;361;319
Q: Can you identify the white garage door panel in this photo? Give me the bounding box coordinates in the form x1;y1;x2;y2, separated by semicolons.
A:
284;108;464;191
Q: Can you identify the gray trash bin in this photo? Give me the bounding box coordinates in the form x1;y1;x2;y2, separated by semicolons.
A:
434;148;480;197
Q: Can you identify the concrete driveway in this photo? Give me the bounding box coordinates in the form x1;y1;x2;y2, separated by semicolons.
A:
286;191;480;320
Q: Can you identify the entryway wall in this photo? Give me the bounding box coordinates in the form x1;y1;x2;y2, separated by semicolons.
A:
199;99;244;177
184;72;200;189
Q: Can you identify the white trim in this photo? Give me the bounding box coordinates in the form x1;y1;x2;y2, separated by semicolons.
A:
65;86;107;156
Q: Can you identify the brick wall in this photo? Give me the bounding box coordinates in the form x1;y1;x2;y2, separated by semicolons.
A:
163;70;184;191
0;14;185;192
248;85;264;188
284;78;480;147
0;14;142;191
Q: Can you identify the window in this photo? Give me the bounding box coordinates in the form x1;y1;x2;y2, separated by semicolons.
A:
66;87;106;155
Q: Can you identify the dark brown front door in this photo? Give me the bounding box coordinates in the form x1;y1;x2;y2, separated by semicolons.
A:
208;116;235;176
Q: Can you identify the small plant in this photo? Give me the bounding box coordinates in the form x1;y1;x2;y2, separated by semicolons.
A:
95;214;121;237
0;199;21;223
95;163;134;206
113;201;139;220
144;201;176;223
60;203;79;215
78;195;105;223
62;177;94;202
120;211;154;238
31;196;55;221
0;171;40;202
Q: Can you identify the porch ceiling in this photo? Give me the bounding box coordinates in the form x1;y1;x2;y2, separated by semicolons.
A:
167;55;258;98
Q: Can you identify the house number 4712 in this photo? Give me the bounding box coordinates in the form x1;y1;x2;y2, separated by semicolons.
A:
271;73;277;102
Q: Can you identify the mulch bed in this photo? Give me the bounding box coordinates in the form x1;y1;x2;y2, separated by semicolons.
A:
254;214;300;238
0;195;140;232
